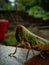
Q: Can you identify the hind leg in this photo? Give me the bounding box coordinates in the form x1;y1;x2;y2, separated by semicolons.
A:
9;47;17;56
39;51;45;59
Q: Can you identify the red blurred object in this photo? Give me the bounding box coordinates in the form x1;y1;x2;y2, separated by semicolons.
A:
25;54;49;65
0;20;8;42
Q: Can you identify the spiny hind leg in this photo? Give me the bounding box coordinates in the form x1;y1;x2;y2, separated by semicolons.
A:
9;47;17;57
26;49;30;61
32;49;45;59
39;51;45;59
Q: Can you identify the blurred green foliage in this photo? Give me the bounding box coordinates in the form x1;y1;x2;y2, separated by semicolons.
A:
0;0;49;19
27;6;49;19
3;31;17;45
1;0;49;11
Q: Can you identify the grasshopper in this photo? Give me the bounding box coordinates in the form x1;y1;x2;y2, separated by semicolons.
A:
1;25;49;61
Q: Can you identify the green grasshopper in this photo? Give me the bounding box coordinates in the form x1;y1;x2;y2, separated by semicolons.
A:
2;25;49;61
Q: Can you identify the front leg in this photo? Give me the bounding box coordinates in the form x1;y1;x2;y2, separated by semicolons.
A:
9;47;17;57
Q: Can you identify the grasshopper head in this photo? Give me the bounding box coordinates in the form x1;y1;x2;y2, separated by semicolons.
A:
15;25;24;42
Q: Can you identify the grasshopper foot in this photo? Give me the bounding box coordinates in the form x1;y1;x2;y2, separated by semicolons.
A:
9;47;17;57
9;53;14;57
40;54;45;59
